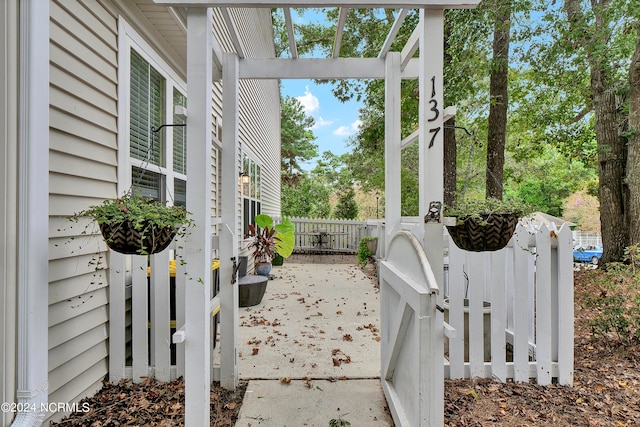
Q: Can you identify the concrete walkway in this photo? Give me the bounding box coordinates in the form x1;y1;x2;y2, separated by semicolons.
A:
235;260;394;426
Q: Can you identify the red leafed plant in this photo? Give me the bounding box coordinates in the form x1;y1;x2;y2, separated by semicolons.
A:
247;222;277;263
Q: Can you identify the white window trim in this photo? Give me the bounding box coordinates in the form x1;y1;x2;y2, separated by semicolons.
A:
241;148;262;238
117;18;187;202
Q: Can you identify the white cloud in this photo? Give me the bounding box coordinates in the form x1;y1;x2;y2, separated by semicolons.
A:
333;126;351;136
296;86;320;115
333;119;362;137
312;116;333;129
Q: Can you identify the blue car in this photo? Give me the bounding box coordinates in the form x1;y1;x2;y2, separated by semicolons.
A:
573;245;603;264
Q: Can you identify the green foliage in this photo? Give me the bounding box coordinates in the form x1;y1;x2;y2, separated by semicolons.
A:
70;192;191;255
334;187;358;220
581;245;640;344
248;214;295;262
281;175;331;218
443;197;532;225
357;236;379;267
281;95;318;180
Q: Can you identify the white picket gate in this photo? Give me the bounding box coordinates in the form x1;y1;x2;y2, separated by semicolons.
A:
108;243;221;383
380;231;444;426
444;223;574;385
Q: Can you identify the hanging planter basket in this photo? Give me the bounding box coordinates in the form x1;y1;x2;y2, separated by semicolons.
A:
446;212;519;252
70;193;191;256
99;220;177;255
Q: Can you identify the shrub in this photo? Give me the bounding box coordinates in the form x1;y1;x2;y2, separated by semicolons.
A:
581;246;640;343
357;236;378;267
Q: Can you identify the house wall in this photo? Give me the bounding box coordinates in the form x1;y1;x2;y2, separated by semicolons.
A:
47;1;119;422
1;2;18;426
45;1;279;423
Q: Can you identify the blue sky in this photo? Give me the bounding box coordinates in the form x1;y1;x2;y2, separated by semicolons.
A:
280;79;363;169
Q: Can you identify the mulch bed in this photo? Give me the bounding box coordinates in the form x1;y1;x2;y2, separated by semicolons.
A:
51;378;247;427
54;259;640;426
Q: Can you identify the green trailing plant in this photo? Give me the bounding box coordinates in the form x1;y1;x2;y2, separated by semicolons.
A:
69;192;192;255
357;236;378;267
247;214;295;263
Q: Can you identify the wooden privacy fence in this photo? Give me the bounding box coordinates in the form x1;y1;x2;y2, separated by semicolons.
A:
444;223;574;385
108;244;221;383
290;217;384;254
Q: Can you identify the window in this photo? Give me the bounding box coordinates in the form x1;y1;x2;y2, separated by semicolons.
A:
128;45;187;206
242;154;262;237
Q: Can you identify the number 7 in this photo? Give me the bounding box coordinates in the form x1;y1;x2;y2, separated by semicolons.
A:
428;127;441;148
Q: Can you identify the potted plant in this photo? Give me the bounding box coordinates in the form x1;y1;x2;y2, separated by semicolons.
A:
71;192;191;255
443;198;530;252
247;214;295;276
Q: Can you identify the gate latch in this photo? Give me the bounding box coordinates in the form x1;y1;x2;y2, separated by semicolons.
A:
231;257;238;285
424;201;442;224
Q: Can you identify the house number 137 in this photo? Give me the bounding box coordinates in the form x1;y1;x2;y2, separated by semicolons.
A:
428;76;440;148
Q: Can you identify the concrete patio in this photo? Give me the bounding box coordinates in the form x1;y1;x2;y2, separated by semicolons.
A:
234;258;394;426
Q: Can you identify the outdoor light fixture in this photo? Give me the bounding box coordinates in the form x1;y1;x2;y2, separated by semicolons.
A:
239;172;250;185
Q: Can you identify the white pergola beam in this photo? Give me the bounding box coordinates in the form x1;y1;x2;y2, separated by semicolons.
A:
332;7;349;58
400;128;418;149
155;0;481;8
220;7;245;58
239;57;420;79
400;24;419;70
283;8;298;58
378;8;408;58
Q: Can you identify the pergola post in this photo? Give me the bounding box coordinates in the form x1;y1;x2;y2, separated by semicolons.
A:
220;52;240;390
418;9;445;425
418;9;445;285
185;7;214;424
384;52;402;251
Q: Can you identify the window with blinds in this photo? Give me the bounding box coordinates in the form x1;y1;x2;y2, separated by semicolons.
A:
128;47;187;206
130;50;165;167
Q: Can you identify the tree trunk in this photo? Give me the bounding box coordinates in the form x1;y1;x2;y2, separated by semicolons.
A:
564;0;629;263
627;23;640;246
486;0;511;200
444;116;457;208
443;16;457;208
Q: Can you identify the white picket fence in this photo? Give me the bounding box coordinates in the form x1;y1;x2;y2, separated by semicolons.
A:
444;223;574;385
108;242;221;383
107;220;573;389
290;217;384;254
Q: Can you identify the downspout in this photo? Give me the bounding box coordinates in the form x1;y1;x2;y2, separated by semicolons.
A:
11;0;49;425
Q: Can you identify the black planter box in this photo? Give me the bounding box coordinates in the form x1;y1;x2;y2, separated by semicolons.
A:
238;275;268;307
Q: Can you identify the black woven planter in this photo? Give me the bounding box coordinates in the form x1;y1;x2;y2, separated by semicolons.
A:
446;213;519;252
99;220;177;255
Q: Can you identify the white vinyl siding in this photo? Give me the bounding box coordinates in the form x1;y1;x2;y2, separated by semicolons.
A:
48;0;118;422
